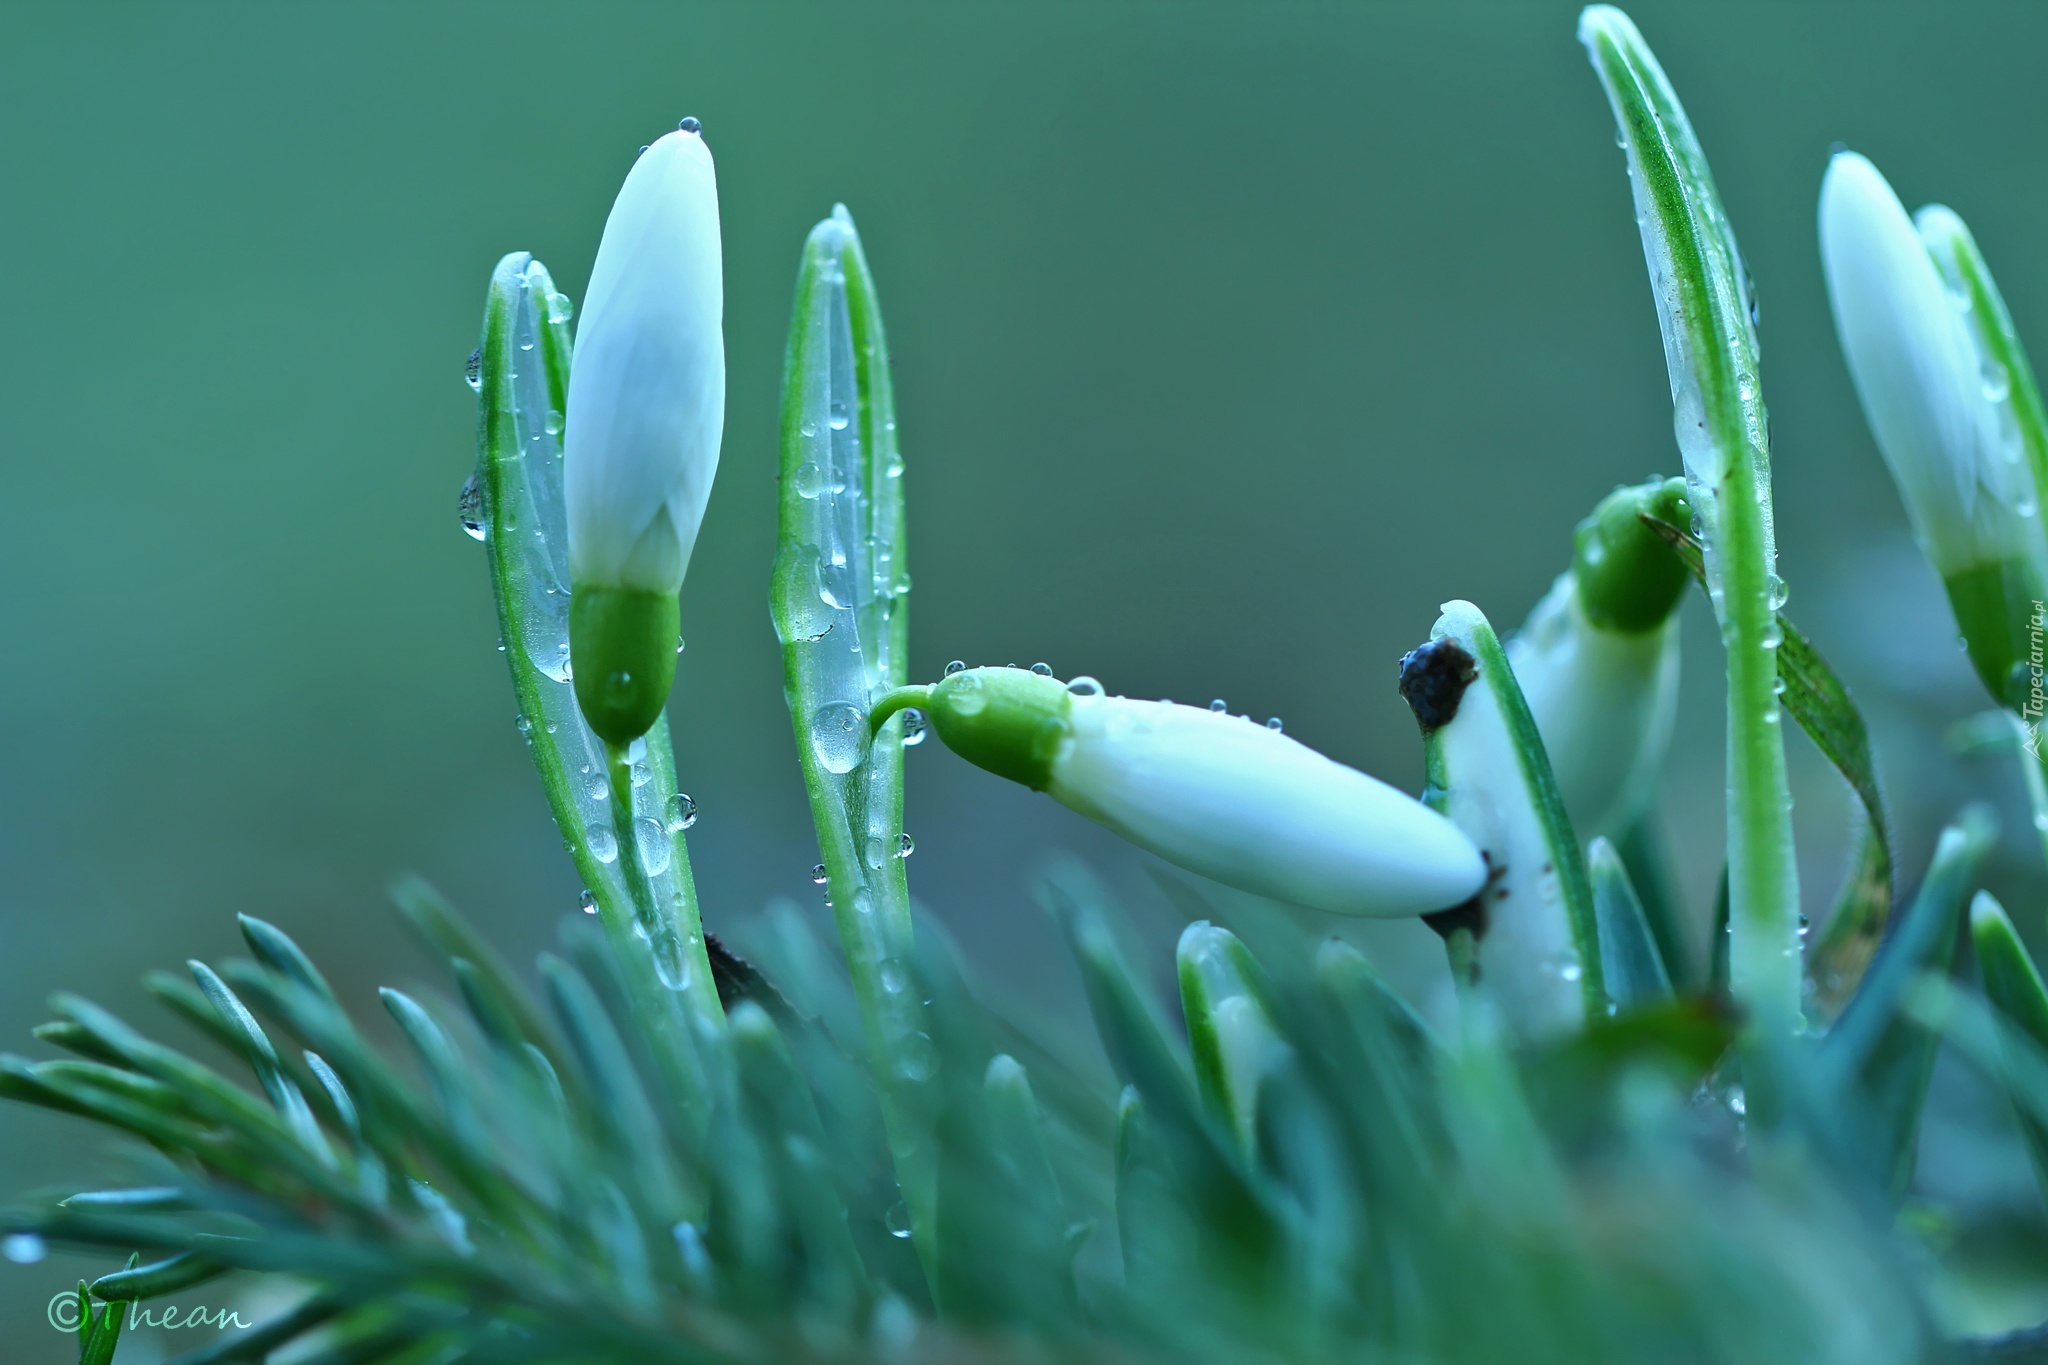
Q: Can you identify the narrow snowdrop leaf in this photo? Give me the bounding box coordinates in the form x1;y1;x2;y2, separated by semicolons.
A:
1177;922;1283;1155
1970;892;2048;1196
769;206;930;1254
1581;4;1800;1042
1588;837;1673;1007
1820;806;1995;1200
1401;600;1603;1033
471;252;719;1021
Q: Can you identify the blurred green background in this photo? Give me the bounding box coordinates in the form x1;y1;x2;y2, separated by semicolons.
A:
6;1;2048;1355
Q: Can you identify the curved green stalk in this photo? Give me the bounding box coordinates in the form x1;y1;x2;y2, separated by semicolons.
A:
471;254;722;1105
768;209;930;1264
1580;8;1801;1051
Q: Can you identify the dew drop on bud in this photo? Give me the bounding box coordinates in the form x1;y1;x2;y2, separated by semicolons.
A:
900;709;928;746
896;832;915;859
678;116;701;133
587;825;619;864
1067;676;1103;696
1209;699;1227;713
1031;662;1053;676
463;347;482;391
546;292;574;324
1266;717;1284;732
885;1202;913;1239
578;888;598;915
812;863;829;885
944;660;967;676
828;400;850;431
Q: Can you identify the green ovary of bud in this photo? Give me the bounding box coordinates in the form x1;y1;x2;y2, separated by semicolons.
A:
1944;556;2048;713
926;668;1073;790
569;586;681;745
1572;476;1691;634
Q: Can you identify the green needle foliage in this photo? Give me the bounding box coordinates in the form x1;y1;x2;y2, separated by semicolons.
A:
8;9;2048;1364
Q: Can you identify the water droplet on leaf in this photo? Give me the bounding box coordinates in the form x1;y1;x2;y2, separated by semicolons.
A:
667;793;698;831
456;472;486;540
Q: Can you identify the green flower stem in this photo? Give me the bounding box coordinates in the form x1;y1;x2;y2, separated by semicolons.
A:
472;253;721;1117
769;209;931;1268
868;685;931;738
1716;464;1801;1041
1581;7;1801;1056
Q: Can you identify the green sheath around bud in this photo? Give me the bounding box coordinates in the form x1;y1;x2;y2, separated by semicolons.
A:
1571;477;1690;634
926;668;1072;789
569;586;680;745
1945;557;2044;712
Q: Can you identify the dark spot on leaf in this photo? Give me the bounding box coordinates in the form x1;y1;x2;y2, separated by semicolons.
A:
1400;639;1479;733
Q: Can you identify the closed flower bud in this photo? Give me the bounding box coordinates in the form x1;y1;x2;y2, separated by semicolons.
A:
924;668;1486;917
1509;478;1687;840
1820;151;2046;707
565;127;726;743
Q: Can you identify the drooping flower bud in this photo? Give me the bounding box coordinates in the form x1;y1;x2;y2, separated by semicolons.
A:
1820;151;2047;708
564;126;725;743
1509;478;1688;840
924;668;1486;917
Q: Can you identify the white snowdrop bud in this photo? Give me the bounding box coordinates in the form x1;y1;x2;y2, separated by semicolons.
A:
565;126;725;743
923;668;1486;917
